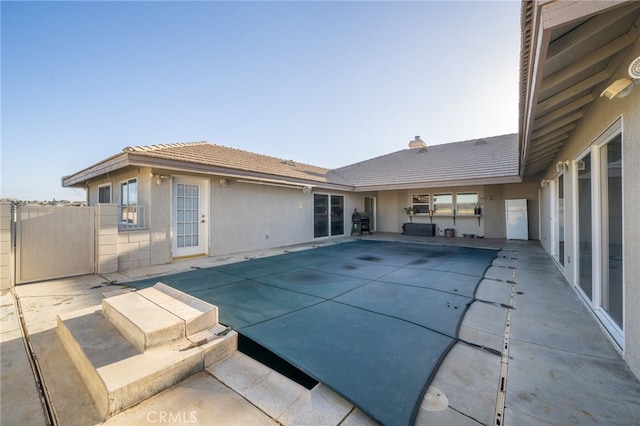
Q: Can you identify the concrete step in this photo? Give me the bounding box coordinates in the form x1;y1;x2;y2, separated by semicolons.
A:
102;283;218;352
137;283;218;337
56;284;237;420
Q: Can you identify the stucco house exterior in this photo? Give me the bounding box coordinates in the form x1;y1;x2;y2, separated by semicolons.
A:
62;0;640;379
519;1;640;379
62;133;536;268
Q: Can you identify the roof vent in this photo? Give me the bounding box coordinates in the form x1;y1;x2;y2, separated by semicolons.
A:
408;136;426;149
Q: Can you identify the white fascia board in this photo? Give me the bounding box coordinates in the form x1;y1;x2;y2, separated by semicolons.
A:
62;154;130;187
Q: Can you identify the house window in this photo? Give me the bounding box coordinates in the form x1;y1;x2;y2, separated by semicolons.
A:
120;178;139;227
456;192;478;215
433;193;453;215
411;194;430;214
98;184;111;204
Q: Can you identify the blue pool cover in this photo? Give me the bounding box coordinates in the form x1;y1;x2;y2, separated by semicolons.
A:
130;240;497;425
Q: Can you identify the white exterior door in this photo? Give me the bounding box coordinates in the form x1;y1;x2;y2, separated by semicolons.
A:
172;177;209;258
505;199;528;240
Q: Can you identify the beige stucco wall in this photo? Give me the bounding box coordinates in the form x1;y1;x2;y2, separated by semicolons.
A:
375;183;539;239
537;39;640;378
209;179;313;256
208;179;364;256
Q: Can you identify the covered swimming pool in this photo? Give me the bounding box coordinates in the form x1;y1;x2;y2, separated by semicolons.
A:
130;240;498;425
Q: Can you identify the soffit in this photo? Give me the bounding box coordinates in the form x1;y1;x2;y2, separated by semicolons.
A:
519;1;640;179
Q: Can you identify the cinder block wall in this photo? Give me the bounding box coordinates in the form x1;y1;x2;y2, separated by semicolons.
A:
0;202;13;289
96;204;118;274
117;230;151;271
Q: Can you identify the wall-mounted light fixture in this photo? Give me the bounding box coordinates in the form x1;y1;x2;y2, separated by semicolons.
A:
556;161;569;173
541;179;549;187
601;55;640;100
219;179;229;187
601;78;636;99
153;174;170;185
302;186;312;194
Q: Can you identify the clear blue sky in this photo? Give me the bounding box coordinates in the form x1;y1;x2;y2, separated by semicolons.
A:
1;1;521;201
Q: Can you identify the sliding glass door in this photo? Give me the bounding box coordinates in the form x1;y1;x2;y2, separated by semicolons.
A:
600;135;623;329
574;120;623;347
314;194;344;238
577;153;592;300
557;173;565;267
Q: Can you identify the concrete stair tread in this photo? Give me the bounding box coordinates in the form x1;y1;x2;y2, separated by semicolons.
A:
103;290;184;352
56;285;238;420
97;345;202;391
138;283;218;337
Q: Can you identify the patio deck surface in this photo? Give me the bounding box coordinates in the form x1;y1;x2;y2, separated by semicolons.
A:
2;234;640;425
128;240;498;425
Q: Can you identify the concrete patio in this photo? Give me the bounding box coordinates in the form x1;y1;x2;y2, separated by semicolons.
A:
2;234;640;425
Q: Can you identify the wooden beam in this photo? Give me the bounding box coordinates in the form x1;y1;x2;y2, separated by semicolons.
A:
536;70;609;114
545;3;640;68
541;33;636;94
531;112;582;140
526;147;561;163
533;94;594;130
541;1;628;30
528;134;569;155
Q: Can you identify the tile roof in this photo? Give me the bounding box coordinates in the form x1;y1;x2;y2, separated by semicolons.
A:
64;135;520;189
329;134;520;188
122;141;349;185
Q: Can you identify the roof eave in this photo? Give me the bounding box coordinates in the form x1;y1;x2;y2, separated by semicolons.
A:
64;153;355;192
62;153;130;188
519;0;631;178
352;175;522;192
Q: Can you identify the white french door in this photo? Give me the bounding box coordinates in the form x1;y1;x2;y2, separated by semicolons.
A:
172;177;209;258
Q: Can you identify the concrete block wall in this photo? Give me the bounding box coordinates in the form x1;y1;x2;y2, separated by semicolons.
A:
96;205;118;274
0;202;12;290
117;230;151;271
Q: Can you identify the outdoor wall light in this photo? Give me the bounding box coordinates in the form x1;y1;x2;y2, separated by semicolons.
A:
302;185;312;194
219;179;229;187
601;78;636;99
556;161;569;172
154;174;170;185
541;180;549;187
601;55;640;100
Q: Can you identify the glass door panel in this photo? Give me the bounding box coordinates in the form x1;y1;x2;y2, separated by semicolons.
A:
330;195;344;236
558;174;564;267
173;177;207;257
601;135;623;328
577;153;592;300
314;194;328;238
176;183;200;248
364;197;376;231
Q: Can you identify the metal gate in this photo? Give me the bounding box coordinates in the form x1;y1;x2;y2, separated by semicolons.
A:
16;206;95;284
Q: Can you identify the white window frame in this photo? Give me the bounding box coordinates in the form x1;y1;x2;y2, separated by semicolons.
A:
120;178;140;229
433;193;453;215
455;192;478;215
411;193;430;214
